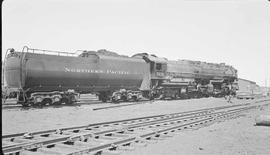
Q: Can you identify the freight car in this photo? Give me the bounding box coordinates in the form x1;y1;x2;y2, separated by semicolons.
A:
4;46;238;106
4;47;150;106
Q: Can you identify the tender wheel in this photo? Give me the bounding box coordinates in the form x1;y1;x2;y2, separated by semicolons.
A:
33;96;44;106
61;97;71;105
132;96;138;102
101;98;107;102
159;94;165;100
52;95;62;105
99;92;108;102
112;98;119;104
21;102;32;107
122;96;128;102
42;98;52;106
35;102;43;107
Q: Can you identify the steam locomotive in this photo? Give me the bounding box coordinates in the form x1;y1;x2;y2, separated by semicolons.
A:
3;46;238;106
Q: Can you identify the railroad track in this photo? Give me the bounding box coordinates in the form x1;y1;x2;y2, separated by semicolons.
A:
2;100;102;109
2;98;150;110
3;101;270;155
93;98;270;111
3;97;269;110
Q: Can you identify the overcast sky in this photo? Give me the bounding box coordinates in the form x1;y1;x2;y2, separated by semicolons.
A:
2;0;270;86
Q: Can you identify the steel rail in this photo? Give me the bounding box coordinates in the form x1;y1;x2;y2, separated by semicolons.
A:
2;102;248;139
4;102;268;155
3;103;267;155
3;97;269;110
64;106;258;155
2;109;216;153
2;98;150;110
92;100;151;110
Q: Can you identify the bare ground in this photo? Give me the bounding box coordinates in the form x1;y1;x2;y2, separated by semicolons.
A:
126;102;270;155
2;97;270;155
1;97;251;134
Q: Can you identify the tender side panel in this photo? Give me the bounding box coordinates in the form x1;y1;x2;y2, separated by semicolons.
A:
97;56;148;89
24;53;98;92
24;53;148;92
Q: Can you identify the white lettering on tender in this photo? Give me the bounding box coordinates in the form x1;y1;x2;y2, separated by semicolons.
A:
64;67;130;75
65;67;71;72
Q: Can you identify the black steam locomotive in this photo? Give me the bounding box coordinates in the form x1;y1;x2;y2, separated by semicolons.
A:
3;46;238;106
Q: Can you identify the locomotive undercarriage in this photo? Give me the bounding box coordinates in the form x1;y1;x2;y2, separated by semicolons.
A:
11;78;236;106
151;78;236;100
98;90;144;103
12;89;146;106
153;87;203;100
17;90;79;107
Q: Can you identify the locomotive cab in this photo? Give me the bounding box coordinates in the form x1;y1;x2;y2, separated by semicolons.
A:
132;53;167;83
132;53;168;99
149;60;167;79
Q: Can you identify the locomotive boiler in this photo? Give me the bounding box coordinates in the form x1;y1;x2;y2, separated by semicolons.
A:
161;60;238;99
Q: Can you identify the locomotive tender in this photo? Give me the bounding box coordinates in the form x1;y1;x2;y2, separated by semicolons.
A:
4;46;238;106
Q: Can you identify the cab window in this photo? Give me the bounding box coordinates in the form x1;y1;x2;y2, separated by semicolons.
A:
156;63;162;70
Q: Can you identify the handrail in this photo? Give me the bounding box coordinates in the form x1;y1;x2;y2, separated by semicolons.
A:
22;46;83;57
